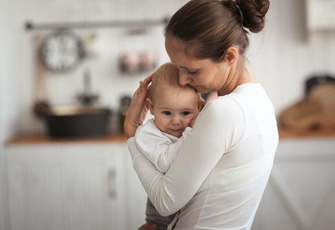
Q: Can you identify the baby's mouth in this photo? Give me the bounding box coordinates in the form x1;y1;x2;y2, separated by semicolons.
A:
169;128;184;133
167;128;184;138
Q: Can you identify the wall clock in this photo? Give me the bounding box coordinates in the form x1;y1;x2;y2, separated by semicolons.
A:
39;30;85;74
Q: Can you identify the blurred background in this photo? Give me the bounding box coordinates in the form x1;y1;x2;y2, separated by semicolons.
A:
1;0;335;230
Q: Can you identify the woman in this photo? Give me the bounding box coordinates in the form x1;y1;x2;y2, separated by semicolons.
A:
125;0;279;229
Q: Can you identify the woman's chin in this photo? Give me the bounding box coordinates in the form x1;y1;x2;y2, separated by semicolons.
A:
193;87;212;94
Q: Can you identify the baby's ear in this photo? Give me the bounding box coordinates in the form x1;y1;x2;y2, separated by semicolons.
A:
146;98;154;115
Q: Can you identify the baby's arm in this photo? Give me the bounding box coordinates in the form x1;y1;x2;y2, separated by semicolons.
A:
135;120;191;173
155;128;191;172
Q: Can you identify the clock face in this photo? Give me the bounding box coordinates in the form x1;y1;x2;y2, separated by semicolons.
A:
39;30;85;74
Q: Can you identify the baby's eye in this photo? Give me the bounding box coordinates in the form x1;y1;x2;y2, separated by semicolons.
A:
162;111;171;116
181;111;191;116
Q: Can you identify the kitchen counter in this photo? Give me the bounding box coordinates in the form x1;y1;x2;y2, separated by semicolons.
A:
6;133;127;145
5;129;335;230
5;133;147;230
6;128;335;145
278;128;335;138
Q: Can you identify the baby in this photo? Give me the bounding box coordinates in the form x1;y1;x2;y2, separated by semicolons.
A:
134;62;203;229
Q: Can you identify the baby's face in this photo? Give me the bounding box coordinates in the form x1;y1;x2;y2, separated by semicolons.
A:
151;86;199;138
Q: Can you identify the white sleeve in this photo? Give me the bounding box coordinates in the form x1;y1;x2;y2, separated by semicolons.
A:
135;122;192;173
128;99;245;216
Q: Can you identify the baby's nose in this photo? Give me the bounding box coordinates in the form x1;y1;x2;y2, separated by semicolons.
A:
171;116;182;125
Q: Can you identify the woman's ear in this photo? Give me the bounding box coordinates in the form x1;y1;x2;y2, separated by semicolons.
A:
223;47;238;66
146;98;154;115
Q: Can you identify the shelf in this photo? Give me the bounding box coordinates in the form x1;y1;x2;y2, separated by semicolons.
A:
25;17;169;31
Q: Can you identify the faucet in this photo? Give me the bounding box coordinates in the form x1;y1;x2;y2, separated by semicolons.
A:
77;69;99;106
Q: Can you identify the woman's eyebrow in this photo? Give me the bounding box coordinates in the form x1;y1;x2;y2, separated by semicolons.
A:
179;66;198;71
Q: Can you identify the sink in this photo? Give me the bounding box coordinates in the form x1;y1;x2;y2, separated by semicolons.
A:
44;106;111;138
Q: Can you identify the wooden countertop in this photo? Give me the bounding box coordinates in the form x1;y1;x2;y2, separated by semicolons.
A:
6;133;128;145
6;128;335;145
279;128;335;138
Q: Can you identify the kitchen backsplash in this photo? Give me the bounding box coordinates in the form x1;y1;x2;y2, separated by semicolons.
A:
3;0;335;135
9;0;189;134
35;27;168;108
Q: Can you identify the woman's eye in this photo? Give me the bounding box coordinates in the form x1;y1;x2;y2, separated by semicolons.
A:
187;70;197;75
162;111;171;115
181;111;191;116
178;67;198;75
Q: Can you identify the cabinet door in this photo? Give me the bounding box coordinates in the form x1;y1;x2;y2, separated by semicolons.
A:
252;138;335;230
123;151;148;229
7;143;127;230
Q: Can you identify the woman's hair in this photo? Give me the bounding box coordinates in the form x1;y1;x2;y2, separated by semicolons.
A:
165;0;270;62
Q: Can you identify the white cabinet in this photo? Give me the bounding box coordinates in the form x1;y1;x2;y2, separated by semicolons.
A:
6;142;147;230
252;137;335;230
8;137;335;230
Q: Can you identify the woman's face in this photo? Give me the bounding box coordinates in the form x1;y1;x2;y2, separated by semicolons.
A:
165;36;229;94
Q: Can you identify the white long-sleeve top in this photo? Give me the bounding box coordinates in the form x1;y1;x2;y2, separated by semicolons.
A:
135;119;192;173
128;83;279;230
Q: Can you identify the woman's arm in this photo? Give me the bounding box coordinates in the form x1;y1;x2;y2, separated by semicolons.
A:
124;74;153;138
128;99;245;216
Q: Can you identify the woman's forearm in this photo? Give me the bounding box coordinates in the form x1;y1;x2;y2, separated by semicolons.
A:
128;138;180;216
128;105;224;215
127;101;244;216
123;75;153;138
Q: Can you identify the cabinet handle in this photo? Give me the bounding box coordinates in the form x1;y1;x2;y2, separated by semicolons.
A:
107;169;117;198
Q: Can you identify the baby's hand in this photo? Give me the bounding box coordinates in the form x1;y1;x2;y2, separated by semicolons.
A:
189;117;197;128
138;223;157;230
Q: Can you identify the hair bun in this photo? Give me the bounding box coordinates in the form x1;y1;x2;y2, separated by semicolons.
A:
237;0;270;33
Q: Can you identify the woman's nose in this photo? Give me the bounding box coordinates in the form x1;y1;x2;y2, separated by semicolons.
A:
179;72;192;86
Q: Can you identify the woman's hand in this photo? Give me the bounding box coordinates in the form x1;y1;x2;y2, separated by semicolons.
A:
138;223;158;230
124;74;153;138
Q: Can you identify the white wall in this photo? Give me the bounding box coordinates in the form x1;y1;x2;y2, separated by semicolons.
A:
0;0;5;224
1;0;12;228
248;0;335;113
5;0;190;136
3;0;335;137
